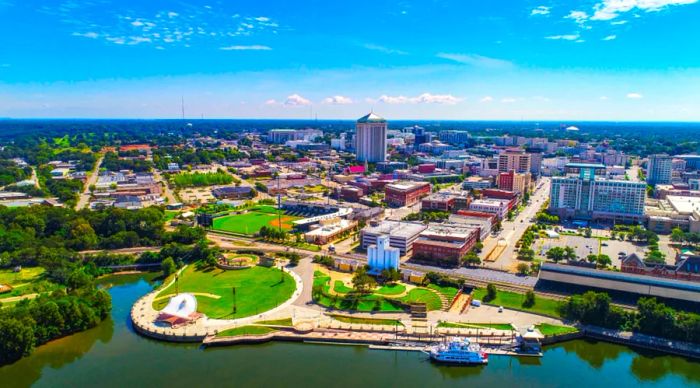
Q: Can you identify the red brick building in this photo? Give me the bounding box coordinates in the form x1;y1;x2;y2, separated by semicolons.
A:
340;186;364;202
621;253;700;282
417;163;436;174
385;181;431;207
421;193;456;212
412;225;480;266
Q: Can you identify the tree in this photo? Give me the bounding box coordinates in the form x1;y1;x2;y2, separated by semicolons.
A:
516;262;530;275
161;257;176;276
462;251;481;266
587;254;598;264
523;290;536;308
381;268;401;284
517;247;535;261
646;249;666;264
546;247;565;263
485;283;497;302
583;227;592;238
352;267;376;293
0;318;35;365
596;254;612;268
671;227;685;243
563;246;577;261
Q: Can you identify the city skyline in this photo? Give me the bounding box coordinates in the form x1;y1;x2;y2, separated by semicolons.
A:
1;0;699;120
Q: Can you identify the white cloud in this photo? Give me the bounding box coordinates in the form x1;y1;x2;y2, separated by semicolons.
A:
611;20;628;24
545;34;581;40
363;44;407;55
264;99;278;105
603;34;617;40
591;0;698;21
322;95;353;105
167;11;179;18
72;31;99;39
531;6;551;16
436;53;514;69
480;96;494;103
220;45;272;51
566;10;590;24
600;96;609;100
377;93;461;105
501;97;517;103
284;94;311;106
627;92;643;99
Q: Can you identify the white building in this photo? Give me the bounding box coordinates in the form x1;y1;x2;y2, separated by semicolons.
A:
355;112;387;163
367;235;400;273
469;199;511;219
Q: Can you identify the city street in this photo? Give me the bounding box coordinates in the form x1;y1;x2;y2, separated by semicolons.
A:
481;177;551;271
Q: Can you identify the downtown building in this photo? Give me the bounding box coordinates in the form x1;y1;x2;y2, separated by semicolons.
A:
355;112;388;163
647;154;673;186
549;163;646;223
498;149;531;173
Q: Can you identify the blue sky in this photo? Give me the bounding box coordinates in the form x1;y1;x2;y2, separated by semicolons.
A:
0;0;699;120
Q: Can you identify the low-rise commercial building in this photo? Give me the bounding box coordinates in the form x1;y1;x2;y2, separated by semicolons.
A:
421;192;456;212
412;224;480;266
361;220;427;255
304;218;357;245
384;181;431;207
469;199;511;219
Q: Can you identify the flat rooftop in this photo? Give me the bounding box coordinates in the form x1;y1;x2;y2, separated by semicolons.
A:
362;220;427;238
667;195;700;215
386;181;429;191
565;162;606;169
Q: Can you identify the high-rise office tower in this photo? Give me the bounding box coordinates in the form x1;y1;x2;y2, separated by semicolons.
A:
355;112;387;163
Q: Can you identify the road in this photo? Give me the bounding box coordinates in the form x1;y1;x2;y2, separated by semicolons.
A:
153;169;179;204
481;177;551;271
76;153;104;210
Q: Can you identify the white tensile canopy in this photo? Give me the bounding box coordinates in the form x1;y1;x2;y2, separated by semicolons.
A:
160;293;198;319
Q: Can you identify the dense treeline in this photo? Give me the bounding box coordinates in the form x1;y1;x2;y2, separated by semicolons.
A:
0;277;111;365
0;205;170;268
152;147;245;170
0;160;31;186
561;291;700;343
171;170;233;188
102;152;153;173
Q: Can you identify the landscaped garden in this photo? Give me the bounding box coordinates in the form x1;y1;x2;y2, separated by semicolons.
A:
313;270;455;313
153;263;296;319
329;314;403;326
472;288;563;318
216;325;277;337
212;205;301;235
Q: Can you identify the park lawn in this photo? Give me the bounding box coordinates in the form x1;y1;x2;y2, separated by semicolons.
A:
153;264;295;319
212;208;301;235
330;314;403;326
315;292;404;312
438;322;515;331
427;284;460;301
374;283;406;296
0;267;61;300
400;288;443;311
536;323;579;336
216;325;276;337
164;210;179;221
255;318;293;326
333;280;354;294
472;288;563;318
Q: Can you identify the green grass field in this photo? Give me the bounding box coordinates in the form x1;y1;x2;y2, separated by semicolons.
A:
0;267;60;300
437;322;515;331
216;325;276;337
153;264;296;319
400;288;443;311
535;323;579;336
333;280;354;294
472;288;563;318
329;314;403;326
427;284;460;301
212;206;301;235
374;283;406;296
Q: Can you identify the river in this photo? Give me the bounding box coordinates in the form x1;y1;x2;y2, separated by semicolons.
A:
1;273;698;388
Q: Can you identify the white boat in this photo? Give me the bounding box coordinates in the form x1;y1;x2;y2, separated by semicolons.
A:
424;338;488;365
